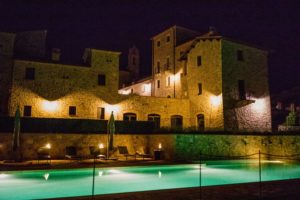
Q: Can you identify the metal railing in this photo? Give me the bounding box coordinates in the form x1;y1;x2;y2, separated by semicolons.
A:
197;151;300;200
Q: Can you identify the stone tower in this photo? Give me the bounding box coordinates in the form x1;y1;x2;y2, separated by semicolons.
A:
127;45;140;81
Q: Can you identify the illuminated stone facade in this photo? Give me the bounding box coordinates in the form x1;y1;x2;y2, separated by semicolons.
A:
119;26;272;131
1;26;271;131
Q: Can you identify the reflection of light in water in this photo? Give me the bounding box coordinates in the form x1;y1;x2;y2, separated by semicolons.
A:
193;164;207;169
44;173;49;181
108;169;121;174
0;173;9;179
98;171;103;176
262;160;283;164
158;171;162;178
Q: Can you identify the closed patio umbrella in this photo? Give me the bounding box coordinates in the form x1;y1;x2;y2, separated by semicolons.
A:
107;111;115;158
12;106;21;161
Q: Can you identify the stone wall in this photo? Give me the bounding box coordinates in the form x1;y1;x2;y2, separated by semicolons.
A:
1;133;300;161
222;39;272;132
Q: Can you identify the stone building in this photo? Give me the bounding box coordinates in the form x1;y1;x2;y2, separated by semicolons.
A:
0;26;272;132
119;26;272;131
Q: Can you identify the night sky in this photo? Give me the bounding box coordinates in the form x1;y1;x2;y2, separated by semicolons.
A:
1;0;299;94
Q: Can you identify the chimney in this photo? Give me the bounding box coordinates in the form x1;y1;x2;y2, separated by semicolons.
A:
209;26;217;35
51;48;61;62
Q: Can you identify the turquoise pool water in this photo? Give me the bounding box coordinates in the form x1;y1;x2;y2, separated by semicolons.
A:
1;160;300;199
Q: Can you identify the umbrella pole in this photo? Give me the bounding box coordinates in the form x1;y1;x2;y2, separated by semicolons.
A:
107;131;109;159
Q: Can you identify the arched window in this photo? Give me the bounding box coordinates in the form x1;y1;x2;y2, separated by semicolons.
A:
197;114;205;130
148;114;160;129
123;113;137;121
171;115;183;130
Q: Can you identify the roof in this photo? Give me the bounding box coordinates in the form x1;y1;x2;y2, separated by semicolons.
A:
178;29;269;61
151;25;199;40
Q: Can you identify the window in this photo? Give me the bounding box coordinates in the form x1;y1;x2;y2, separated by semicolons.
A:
148;114;160;129
166;76;171;87
123;113;137;121
156;61;160;73
25;68;35;80
157;41;160;47
197;114;205;130
171;115;183;130
238;80;246;100
23;105;32;117
237;50;244;61
197;56;202;66
198;83;202;95
157;80;160;89
97;107;105;119
98;74;106;86
69;106;76;116
166;57;170;69
166;35;170;42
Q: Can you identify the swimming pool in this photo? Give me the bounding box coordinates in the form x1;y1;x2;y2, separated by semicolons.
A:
1;160;300;199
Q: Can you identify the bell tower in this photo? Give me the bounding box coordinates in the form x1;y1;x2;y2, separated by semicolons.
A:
127;45;140;81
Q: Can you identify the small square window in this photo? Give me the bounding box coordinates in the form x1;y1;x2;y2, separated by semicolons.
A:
69;106;76;116
157;80;160;89
237;50;244;61
166;76;171;87
98;74;106;86
157;41;160;47
25;68;35;80
156;61;160;73
198;83;202;95
24;105;32;117
97;107;105;119
166;35;170;42
166;57;170;69
197;56;202;66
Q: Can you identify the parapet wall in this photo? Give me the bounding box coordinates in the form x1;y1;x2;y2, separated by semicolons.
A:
0;133;300;160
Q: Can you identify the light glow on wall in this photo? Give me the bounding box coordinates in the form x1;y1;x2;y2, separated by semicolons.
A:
143;83;151;93
210;95;222;107
42;101;58;112
119;89;131;95
251;98;266;113
106;104;120;115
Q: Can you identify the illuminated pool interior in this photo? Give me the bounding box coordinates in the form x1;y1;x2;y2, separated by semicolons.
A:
1;160;300;200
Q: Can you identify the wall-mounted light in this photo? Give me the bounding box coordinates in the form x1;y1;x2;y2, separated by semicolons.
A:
99;143;104;149
158;143;162;150
42;101;58;112
45;143;51;149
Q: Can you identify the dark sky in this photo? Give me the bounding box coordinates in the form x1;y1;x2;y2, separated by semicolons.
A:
1;0;300;94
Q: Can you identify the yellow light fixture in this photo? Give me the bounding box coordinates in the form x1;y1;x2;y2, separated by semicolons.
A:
158;143;162;150
99;143;104;149
45;143;51;149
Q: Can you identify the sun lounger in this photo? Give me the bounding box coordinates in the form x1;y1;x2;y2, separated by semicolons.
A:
117;146;136;160
89;146;106;159
65;146;82;160
37;147;51;164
